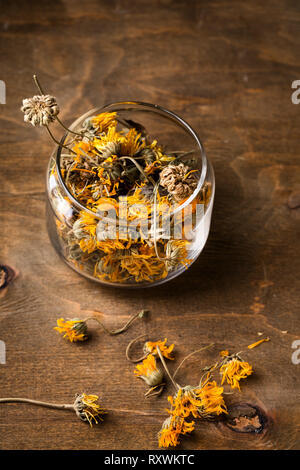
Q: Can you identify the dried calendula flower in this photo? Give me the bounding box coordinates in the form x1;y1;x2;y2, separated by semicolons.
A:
220;353;253;391
54;310;146;343
134;354;164;387
21;94;59;126
73;393;106;426
54;318;88;342
144;338;175;360
158;416;194;448
168;382;227;420
156;345;227;448
159;163;199;202
0;392;106;427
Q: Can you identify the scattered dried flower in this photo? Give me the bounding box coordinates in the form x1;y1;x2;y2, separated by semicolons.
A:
73;393;106;426
168;382;227;421
220;356;253;391
54;318;88;342
158;416;194;448
134;354;164;387
54;310;146;343
0;392;106;427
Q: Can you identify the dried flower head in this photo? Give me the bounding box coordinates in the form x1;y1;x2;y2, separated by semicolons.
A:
54;318;88;342
21;94;59;126
220;356;253;391
168;382;227;420
73;393;106;426
159;163;198;201
91;112;117;133
158;415;194;448
144;338;175;360
134;354;164;386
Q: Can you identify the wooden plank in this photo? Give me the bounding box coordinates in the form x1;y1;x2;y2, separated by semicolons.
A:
0;0;299;450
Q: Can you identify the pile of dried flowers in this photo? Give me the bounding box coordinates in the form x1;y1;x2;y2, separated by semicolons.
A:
126;336;269;448
156;345;257;448
21;75;212;285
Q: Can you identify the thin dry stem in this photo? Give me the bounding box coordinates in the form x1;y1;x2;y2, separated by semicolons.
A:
33;74;82;137
0;397;74;411
86;310;147;336
156;346;179;391
172;343;214;379
126;334;148;363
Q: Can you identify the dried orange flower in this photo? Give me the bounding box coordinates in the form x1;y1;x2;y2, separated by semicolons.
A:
54;318;88;342
134;354;163;387
158;416;194;448
121;128;145;156
91;112;117;133
195;381;228;417
0;392;106;427
144;338;175;360
220;357;253;391
73;393;106;426
168;382;227;420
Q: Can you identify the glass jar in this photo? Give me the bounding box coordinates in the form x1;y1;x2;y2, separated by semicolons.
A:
46;101;215;287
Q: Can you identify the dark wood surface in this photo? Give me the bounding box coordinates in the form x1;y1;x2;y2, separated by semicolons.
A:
0;0;300;450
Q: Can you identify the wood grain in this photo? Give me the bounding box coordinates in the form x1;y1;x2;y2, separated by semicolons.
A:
0;0;300;450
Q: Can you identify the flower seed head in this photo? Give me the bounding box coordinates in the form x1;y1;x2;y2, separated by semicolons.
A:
159;163;198;201
21;94;59;126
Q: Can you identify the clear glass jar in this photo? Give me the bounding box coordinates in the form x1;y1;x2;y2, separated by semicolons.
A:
46;102;215;287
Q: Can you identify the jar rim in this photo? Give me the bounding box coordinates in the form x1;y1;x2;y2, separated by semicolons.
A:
55;100;208;217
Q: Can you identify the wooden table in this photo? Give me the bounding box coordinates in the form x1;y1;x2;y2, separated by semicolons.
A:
0;0;299;450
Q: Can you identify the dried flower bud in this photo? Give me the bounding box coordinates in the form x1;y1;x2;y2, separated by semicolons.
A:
21;94;59;126
134;354;164;387
159;163;198;201
73;393;106;426
54;318;88;342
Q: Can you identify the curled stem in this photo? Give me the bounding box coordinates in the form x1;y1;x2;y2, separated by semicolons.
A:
156;346;179;391
86;309;147;336
126;334;149;363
